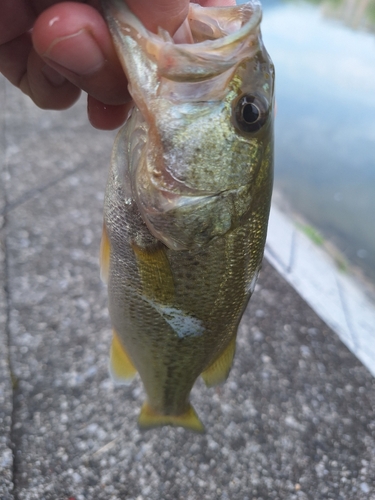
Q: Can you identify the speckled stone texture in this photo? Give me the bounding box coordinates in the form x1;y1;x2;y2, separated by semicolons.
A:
1;76;374;500
1;77;15;500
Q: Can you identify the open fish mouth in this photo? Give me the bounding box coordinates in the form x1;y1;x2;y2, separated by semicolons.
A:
101;0;263;83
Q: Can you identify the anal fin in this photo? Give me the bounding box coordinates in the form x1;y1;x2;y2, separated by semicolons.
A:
109;330;137;385
201;335;236;388
100;222;111;284
138;402;205;433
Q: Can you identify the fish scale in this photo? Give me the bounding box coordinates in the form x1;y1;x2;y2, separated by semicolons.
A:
101;0;274;431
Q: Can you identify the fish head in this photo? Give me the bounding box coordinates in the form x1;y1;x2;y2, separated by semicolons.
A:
103;0;275;250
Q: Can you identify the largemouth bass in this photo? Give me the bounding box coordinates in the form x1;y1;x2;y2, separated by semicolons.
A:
100;0;274;432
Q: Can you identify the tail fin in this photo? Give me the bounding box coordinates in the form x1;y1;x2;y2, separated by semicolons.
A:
138;402;205;433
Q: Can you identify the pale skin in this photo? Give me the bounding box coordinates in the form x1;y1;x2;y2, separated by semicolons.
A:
0;0;235;130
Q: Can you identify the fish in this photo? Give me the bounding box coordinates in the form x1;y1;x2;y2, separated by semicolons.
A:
100;0;274;432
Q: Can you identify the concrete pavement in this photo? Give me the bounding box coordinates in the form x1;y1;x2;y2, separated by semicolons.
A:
1;76;374;500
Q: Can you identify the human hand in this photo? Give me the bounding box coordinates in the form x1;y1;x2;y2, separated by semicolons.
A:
0;0;234;130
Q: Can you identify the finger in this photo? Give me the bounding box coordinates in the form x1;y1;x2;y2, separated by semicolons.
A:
0;32;30;87
32;2;130;106
87;95;133;130
0;0;35;45
197;0;236;5
24;48;82;109
0;32;81;110
126;0;190;34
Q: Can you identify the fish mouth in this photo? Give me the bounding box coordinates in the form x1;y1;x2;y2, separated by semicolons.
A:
101;0;263;82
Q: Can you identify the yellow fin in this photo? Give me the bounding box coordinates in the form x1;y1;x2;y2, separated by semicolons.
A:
109;330;137;385
201;335;237;388
100;223;111;284
132;242;174;303
138;402;205;433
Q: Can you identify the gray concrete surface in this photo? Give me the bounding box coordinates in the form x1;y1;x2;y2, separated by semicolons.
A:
265;205;375;378
1;76;375;500
1;77;14;499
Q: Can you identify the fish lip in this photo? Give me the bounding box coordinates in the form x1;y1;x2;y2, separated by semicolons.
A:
101;0;263;80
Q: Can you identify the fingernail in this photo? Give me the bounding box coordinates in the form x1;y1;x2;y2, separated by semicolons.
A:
44;29;105;76
42;65;67;87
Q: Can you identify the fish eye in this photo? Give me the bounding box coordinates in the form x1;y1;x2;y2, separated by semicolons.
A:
234;94;269;133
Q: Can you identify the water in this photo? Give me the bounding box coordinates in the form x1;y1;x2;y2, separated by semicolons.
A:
239;0;375;283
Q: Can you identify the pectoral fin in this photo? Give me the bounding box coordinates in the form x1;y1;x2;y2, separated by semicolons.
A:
109;330;137;385
138;402;205;433
100;223;111;284
132;242;174;303
201;335;236;387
